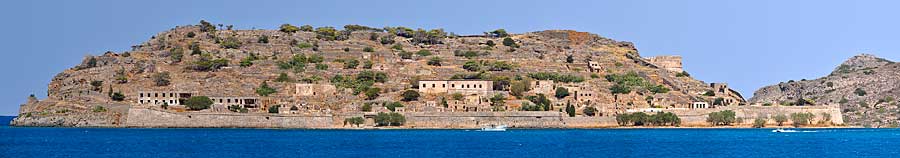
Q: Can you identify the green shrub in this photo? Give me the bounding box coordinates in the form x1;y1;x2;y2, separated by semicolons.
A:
427;57;442;66
257;35;269;43
753;118;767;128
147;72;170;86
300;25;313;32
297;42;314;49
189;42;202;55
186;32;196;38
502;37;518;47
401;90;420;101
363;47;375;52
529;72;585;83
220;37;242;49
398;51;413;59
391;44;403;51
275;73;292;82
555;87;570;99
110;92;125;101
92;106;107;113
462;61;481;71
315;63;328;70
583;107;597;116
675;71;691;77
485;40;496;47
315;27;339;40
415;50;432;56
855;88;867;96
185;96;213;110
279;24;300;33
364;87;381;100
385;102;404;112
343;59;359;69
268;105;279;113
256;81;277;96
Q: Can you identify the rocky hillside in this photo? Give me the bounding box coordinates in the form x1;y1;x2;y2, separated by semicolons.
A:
750;54;900;127
14;21;745;126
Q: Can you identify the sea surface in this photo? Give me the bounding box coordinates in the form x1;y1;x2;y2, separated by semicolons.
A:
2;119;899;158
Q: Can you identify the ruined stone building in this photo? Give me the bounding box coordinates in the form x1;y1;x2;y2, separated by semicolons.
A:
418;80;494;95
646;55;683;72
137;91;194;106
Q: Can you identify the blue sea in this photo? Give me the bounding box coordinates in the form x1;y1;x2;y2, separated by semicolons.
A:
2;116;899;158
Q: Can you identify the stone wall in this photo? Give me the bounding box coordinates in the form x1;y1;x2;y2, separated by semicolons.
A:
663;105;844;126
125;108;336;128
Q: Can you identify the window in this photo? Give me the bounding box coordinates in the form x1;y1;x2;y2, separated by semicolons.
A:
432;84;436;88
442;84;446;88
422;84;426;88
140;93;144;97
452;84;455;88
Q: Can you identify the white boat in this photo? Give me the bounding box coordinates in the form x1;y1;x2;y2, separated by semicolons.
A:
772;128;797;133
480;125;508;131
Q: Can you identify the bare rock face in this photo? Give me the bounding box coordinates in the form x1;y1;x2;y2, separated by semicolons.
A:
750;54;900;127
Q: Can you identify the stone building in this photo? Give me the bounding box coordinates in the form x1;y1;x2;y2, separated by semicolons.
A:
447;94;492;112
209;96;260;109
690;102;710;109
295;83;337;97
137;91;194;106
588;61;603;73
646;55;683;72
418;80;493;95
530;80;555;95
710;83;731;96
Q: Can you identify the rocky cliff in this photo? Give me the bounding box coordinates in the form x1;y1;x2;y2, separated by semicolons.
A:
750;54;900;127
12;21;746;127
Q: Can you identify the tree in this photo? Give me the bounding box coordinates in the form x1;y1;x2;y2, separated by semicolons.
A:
374;112;406;126
774;114;788;126
488;29;509;37
185;96;213;110
791;112;814;127
753;118;767;128
555;87;570;99
401;90;420;101
279;24;300;33
198;20;216;32
485;40;496;47
509;79;530;97
707;110;736;126
565;103;576;117
703;90;715;96
344;117;365;127
427;57;442;66
190;42;202;55
256;81;277;96
583;107;597;117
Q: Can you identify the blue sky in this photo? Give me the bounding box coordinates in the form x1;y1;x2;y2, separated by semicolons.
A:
1;0;898;116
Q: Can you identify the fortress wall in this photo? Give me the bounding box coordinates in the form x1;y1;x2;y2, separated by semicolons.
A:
125;108;335;128
664;105;844;126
